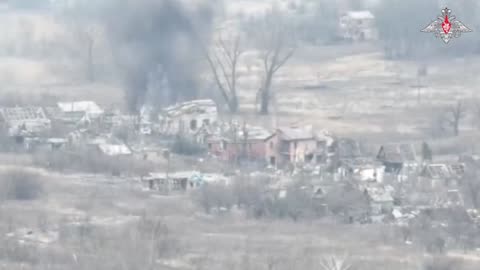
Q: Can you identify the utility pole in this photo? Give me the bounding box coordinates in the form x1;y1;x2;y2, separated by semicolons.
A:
417;65;427;104
163;149;171;194
242;120;248;161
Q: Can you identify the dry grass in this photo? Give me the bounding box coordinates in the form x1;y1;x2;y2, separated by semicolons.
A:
0;169;45;201
0;162;476;269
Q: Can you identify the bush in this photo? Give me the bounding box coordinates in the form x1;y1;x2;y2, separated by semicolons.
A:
57;215;180;269
194;183;235;214
0;170;44;200
193;178;319;221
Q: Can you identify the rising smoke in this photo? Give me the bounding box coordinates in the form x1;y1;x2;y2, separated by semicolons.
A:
101;0;215;112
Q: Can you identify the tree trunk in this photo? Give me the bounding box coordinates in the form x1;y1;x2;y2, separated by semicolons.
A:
260;89;269;115
228;96;239;114
259;73;273;115
87;38;94;82
471;188;479;208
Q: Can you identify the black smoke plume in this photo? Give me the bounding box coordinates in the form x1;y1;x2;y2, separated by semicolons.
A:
102;0;215;112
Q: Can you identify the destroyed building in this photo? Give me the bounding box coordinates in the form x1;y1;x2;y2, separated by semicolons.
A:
139;105;154;135
56;101;104;125
430;189;465;208
276;126;320;166
142;171;230;194
86;136;132;157
420;163;465;189
0;107;51;140
158;99;218;137
329;138;364;168
376;143;419;175
98;109;128;131
364;185;395;216
339;158;385;183
339;10;378;42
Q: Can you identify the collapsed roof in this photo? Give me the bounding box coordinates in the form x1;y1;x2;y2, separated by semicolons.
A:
162;99;217;118
277;126;314;141
0;107;51;136
422;163;465;179
377;143;418;163
0;107;49;123
57;101;104;115
342;10;375;20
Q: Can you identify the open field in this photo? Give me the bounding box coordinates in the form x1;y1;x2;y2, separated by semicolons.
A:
0;162;477;270
235;46;480;139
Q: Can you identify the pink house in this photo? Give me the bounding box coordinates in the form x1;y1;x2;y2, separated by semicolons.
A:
207;125;277;165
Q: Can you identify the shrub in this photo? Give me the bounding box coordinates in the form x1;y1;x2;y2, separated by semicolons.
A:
194;183;235;214
0;169;44;200
193;178;320;221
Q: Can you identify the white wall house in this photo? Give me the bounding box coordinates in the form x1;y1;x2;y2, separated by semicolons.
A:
158;99;218;136
339;10;378;42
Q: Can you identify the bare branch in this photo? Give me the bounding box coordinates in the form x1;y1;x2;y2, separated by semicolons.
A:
202;43;231;104
212;40;234;92
273;48;295;73
319;255;352;270
444;100;465;136
255;11;296;114
201;29;245;113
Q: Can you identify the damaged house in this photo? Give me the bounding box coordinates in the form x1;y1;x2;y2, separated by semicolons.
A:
420;163;465;189
330;138;386;182
0;107;51;144
430;189;465;208
330;137;365;168
158;99;218;137
277;126;321;166
138;105;154;135
55;101;104;125
339;10;378;42
364;185;395;216
207;124;277;166
87;137;132;157
339;158;385;183
376;143;419;175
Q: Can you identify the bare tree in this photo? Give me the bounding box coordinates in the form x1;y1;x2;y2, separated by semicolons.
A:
60;1;103;83
416;65;428;103
73;24;98;82
445;101;465;136
255;10;296;115
429;109;447;138
475;100;480;129
463;165;480;208
319;255;352;270
204;31;244;113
